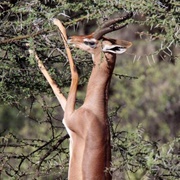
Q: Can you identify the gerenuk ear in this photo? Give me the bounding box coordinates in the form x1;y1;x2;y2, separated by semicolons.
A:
102;44;128;54
102;40;132;54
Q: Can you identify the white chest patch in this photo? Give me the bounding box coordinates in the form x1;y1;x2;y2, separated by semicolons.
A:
62;118;73;158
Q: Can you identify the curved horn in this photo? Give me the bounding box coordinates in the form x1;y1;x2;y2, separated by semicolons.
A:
93;12;133;40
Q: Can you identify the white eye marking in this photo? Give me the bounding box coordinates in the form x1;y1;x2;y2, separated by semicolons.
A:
83;38;97;43
83;38;97;48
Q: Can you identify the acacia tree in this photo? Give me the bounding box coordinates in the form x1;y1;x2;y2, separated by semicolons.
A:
0;0;179;179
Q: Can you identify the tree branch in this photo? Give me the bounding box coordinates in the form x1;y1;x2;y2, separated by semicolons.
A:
28;49;67;111
0;30;46;45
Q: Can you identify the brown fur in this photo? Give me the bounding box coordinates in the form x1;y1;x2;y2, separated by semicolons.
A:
64;35;131;179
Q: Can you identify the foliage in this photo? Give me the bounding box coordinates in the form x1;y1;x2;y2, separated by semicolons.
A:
0;0;179;179
0;0;179;104
110;56;180;141
112;126;180;180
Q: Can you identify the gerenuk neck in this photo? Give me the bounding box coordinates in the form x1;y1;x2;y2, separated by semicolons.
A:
83;51;116;113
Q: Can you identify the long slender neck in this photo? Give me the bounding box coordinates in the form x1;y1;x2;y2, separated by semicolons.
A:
83;51;116;111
